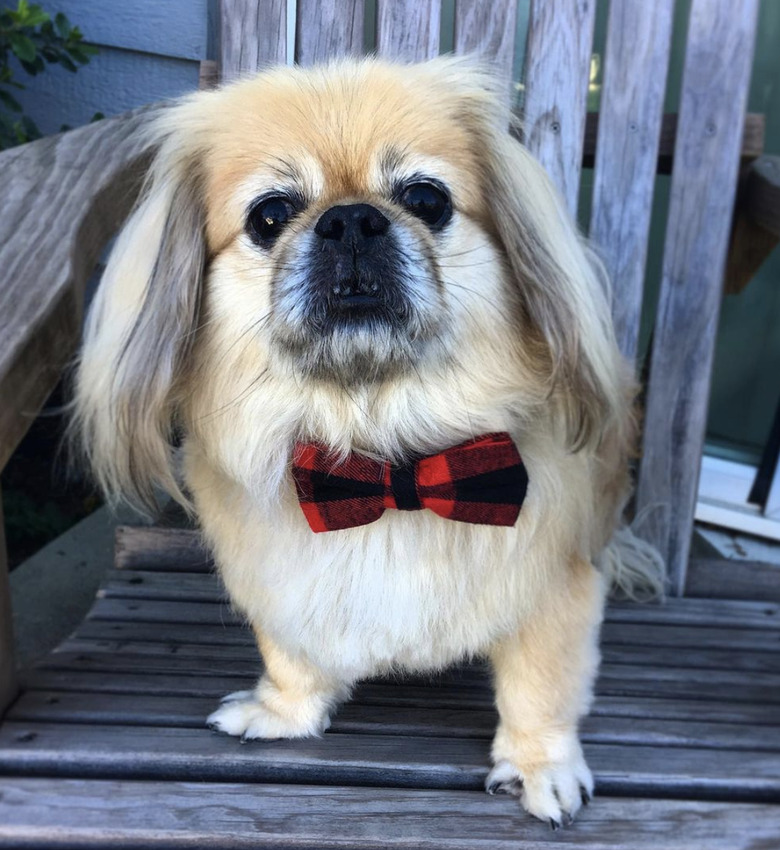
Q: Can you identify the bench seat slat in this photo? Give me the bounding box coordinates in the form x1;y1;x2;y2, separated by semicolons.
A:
1;721;778;800
8;690;780;753
3;778;778;850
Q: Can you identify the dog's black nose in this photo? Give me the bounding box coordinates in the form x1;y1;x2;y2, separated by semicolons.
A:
315;204;390;246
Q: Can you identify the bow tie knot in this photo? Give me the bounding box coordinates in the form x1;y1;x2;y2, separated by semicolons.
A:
292;432;528;533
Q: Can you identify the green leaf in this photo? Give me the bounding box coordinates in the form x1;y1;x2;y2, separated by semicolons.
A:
9;32;36;63
24;5;50;27
54;11;70;39
0;88;23;112
58;54;77;72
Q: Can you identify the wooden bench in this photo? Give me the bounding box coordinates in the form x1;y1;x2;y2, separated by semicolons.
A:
1;0;779;845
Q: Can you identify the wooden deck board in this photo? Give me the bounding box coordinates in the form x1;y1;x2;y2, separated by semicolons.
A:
3;779;779;849
2;548;779;845
2;721;779;800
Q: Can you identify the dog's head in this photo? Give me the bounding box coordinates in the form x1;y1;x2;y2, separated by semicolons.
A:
73;57;625;512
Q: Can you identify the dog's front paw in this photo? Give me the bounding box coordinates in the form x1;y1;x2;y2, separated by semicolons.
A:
486;733;593;827
207;682;331;741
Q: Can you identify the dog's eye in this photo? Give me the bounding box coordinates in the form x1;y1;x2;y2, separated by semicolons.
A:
246;195;297;245
399;182;452;229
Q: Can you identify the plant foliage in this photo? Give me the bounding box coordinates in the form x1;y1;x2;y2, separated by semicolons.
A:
0;0;98;148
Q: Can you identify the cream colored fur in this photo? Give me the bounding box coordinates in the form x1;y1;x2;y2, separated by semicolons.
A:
72;57;663;827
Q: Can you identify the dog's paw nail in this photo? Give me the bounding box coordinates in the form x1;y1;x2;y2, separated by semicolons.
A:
549;818;561;831
206;722;220;732
580;786;592;806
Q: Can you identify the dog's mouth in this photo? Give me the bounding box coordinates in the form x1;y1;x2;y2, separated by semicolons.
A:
270;220;443;384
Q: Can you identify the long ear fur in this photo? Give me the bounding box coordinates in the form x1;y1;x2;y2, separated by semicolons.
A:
466;83;626;451
71;117;207;514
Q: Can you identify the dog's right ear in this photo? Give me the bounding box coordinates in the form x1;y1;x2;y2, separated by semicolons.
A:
71;112;207;515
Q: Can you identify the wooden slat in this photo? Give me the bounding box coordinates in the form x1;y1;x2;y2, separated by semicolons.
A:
3;779;779;850
9;690;780;753
453;0;518;88
98;570;225;603
2;721;779;800
71;614;780;656
22;668;780;726
295;0;363;65
115;525;212;572
29;651;780;707
686;557;780;603
90;577;780;631
521;0;596;215
219;0;286;83
0;491;16;717
635;0;760;596
57;632;780;674
0;111;154;472
375;0;440;61
590;0;674;360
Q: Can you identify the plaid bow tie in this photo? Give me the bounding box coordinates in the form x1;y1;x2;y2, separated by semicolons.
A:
292;432;528;533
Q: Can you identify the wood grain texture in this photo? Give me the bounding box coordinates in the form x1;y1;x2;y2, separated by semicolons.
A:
635;0;761;596
0;491;16;717
3;779;779;850
9;691;780;754
72;614;780;654
376;0;441;61
56;631;780;673
686;557;780;602
295;0;364;65
453;0;518;88
589;0;674;360
23;667;780;727
2;720;779;799
35;648;780;706
0;110;156;472
219;0;286;82
115;526;213;572
521;0;596;215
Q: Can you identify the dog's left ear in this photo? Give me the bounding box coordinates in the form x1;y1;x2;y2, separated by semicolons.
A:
71;113;207;514
475;107;626;451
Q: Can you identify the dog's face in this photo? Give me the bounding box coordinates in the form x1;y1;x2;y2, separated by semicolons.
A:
198;62;502;385
74;58;624;511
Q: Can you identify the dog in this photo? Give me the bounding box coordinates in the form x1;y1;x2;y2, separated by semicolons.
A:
72;57;663;826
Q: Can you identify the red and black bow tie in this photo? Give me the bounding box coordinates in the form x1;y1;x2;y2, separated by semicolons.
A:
291;432;528;533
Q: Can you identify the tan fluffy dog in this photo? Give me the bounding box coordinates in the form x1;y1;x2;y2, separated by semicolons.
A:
73;57;662;826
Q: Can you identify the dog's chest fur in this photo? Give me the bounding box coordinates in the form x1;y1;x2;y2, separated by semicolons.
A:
188;450;555;680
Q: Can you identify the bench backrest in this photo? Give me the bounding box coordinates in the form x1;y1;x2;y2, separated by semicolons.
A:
219;0;758;595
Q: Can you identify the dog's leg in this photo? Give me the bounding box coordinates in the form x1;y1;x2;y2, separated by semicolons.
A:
207;627;349;740
486;556;605;826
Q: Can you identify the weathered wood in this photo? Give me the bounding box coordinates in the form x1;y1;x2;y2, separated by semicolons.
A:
582;112;765;173
100;570;223;603
56;632;780;674
22;667;780;727
375;0;440;61
0;490;17;717
2;721;779;800
219;0;286;83
686;557;780;603
199;58;219;90
36;647;780;707
4;779;780;850
635;0;761;595
590;0;674;360
89;577;780;630
10;689;780;754
0;110;155;472
521;0;596;215
115;525;213;572
70;614;780;658
295;0;364;65
453;0;517;88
